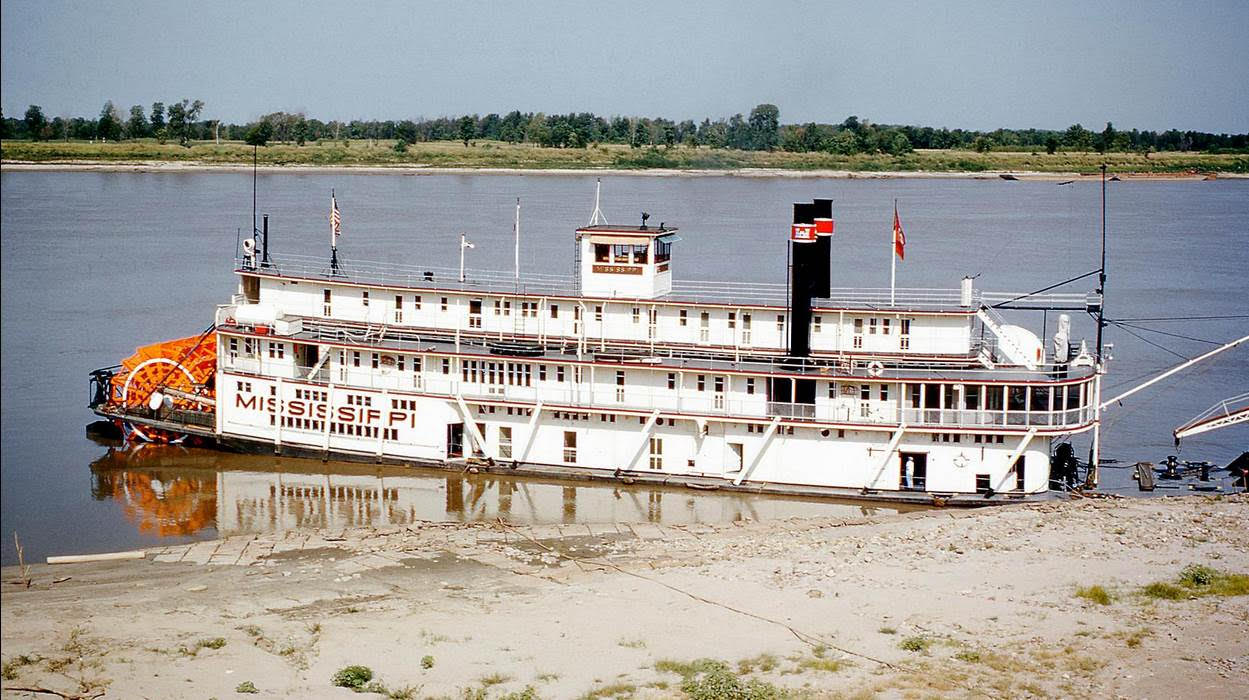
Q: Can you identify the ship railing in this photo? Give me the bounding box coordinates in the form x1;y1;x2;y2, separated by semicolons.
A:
235;254;1090;312
237;254;577;297
222;359;1095;430
220;327;1097;385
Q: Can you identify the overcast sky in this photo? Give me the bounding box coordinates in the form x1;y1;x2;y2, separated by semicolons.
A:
3;0;1247;132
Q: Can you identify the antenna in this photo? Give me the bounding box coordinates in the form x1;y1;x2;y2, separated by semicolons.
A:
640;211;650;229
588;178;607;225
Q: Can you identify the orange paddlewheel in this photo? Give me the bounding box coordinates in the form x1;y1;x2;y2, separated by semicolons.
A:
108;332;217;442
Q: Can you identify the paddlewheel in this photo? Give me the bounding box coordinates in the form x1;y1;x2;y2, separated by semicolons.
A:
101;331;218;443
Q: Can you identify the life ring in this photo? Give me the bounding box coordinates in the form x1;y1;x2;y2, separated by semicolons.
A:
866;361;885;377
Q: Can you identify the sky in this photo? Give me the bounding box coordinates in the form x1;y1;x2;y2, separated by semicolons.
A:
3;0;1247;133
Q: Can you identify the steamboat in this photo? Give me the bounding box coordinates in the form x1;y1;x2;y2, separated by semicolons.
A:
89;185;1116;505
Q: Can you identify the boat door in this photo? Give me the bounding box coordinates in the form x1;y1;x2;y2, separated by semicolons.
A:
899;451;927;491
447;423;465;458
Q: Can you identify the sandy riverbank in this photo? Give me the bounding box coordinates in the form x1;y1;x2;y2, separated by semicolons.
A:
2;495;1246;699
2;160;1241;180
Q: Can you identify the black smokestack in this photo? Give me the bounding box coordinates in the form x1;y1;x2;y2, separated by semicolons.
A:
812;198;833;298
789;202;817;357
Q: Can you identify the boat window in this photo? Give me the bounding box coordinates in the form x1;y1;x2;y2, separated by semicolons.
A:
362;291;369;307
679;310;688;326
654;239;671;263
611;244;630;263
985;385;1004;411
1008;386;1027;411
964;385;981;409
667;373;676;390
944;385;958;409
595;244;610;262
631;244;649;264
550;304;559;319
1031;386;1051;412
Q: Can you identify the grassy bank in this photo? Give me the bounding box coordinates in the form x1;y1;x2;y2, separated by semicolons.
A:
3;138;1247;173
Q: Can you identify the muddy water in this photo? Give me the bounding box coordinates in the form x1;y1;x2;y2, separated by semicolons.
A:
2;171;1246;564
86;439;911;544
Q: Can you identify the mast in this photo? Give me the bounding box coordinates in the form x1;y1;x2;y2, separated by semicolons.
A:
514;197;521;293
1088;163;1108;487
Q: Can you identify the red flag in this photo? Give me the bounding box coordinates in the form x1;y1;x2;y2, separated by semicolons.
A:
893;206;905;260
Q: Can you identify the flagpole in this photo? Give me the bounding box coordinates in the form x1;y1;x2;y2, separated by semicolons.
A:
330;189;340;275
460;233;467;283
890;199;897;307
514;197;521;293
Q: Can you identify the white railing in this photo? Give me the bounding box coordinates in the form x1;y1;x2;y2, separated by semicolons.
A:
222;356;1095;430
238;255;1091;312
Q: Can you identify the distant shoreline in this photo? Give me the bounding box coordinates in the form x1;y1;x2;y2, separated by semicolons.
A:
4;160;1243;180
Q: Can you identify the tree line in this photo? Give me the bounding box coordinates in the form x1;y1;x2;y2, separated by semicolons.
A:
3;100;1246;155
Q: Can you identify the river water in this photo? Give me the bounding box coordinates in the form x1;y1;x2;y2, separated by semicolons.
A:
2;170;1245;564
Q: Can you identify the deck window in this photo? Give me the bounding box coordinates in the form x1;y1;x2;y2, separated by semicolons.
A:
853;318;864;348
414;295;422;310
595;244;610;262
563;431;577;463
362;291;369;307
900;319;911;349
499;426;513;459
322;289;332;316
394;295;403;322
649;437;663;470
813;315;822;332
667;373;676;390
550;304;559;319
632;307;641;324
747;378;756;395
440;297;448;311
595;305;603;322
679;310;688;327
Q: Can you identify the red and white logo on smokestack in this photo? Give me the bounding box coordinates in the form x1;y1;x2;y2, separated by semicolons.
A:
790;223;817;242
814;217;834;236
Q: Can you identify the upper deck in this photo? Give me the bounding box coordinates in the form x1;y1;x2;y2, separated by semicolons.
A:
236;253;1095;314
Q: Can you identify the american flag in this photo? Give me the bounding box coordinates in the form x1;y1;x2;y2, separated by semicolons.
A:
331;194;342;239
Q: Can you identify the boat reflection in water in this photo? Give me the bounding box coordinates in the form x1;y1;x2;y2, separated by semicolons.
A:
89;441;917;541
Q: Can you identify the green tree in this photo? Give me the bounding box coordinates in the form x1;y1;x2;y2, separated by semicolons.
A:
1097;121;1117;153
1045;134;1059;154
166;99;204;146
244;119;272;146
1064;123;1092;151
972;135;993;153
887;131;913;155
24;105;47;140
293;115;307;146
747;103;779;150
126;105;149;138
630;119;648;148
826;129;859;155
97;101;122;141
458;115;475;146
150;102;165;131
